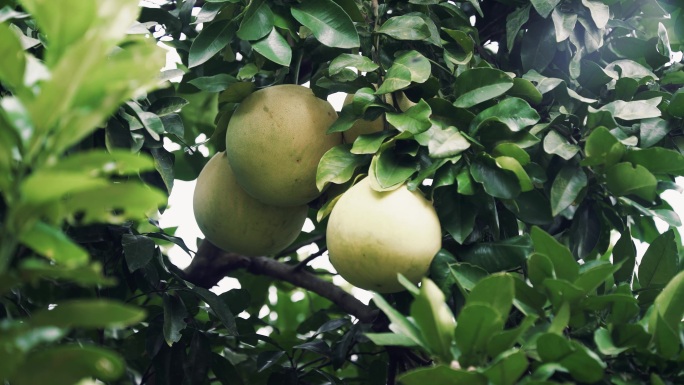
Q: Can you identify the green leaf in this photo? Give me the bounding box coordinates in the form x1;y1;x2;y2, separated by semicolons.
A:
10;345;125;385
188;20;236;68
507;78;543;105
550;165;587;216
531;226;579;281
551;8;577;42
624;147;684;175
467;274;514;317
163;294;188;346
506;5;531;52
530;0;560;18
536;333;606;383
450;263;488;291
291;0;359;48
669;88;684;118
460;236;532;273
329;53;379;76
590;98;662;121
19;222;89;267
30;300;145;329
386;99;432;135
369;147;417;190
0;22;26;91
236;0;273;41
521;21;557;72
650;271;684;339
398;365;488;385
581;0;609;29
350;131;393;154
365;333;418;347
121;234;156;272
186;284;237;335
63;182;167;224
18;259;115;287
639;230;678;289
376;50;431;94
470;153;521;199
377;15;430;41
495;156;533;192
410;278;455;362
593;328;629;355
543;130;579;160
469;97;540;134
434;189;477;244
316;144;368;191
442;28;474;64
149;97;190;116
20;171;109;204
492;143;530;165
49;150;156;176
453;68;513;108
639;118;670;148
252;27;292;66
483;350;529;385
605;162;657;201
372;293;425;347
125;102;164;141
613;231;636;284
188;74;237;92
487;315;538;356
455;304;503;359
574;261;620;294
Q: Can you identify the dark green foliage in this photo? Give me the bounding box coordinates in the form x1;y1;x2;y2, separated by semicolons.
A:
1;0;684;384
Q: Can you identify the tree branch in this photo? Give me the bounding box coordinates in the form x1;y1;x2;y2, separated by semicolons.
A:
183;241;379;324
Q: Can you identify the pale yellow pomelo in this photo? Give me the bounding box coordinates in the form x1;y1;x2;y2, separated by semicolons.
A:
326;177;442;293
225;85;342;206
193;152;308;256
342;94;385;144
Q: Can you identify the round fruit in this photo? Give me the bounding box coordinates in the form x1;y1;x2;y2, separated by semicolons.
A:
326;177;442;293
193;152;308;256
225;85;342;206
342;94;384;144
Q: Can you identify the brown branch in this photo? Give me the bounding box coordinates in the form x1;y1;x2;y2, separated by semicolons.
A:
183;240;379;324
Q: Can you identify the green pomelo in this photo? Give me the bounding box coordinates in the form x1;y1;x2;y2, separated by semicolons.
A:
225;85;342;206
193;152;308;256
326;177;442;293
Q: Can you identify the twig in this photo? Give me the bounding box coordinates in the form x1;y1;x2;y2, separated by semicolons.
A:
275;234;326;259
183;241;378;323
294;247;328;271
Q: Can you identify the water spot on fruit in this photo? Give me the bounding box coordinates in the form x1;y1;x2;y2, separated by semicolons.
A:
263;106;269;112
296;158;301;163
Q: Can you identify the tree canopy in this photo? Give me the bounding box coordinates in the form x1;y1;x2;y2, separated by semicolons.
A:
1;0;684;384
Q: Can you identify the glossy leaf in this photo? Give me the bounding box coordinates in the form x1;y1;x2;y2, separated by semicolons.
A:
386;99;431;135
605;162;657;201
613;231;636;283
372;293;425;347
377;15;430;41
252;27;292;66
550;165;587;216
30;300;145;329
316;144;368;191
469;97;540;134
639;230;678;289
410;279;455;362
624;147;684;175
531;227;579;281
460;236;532;272
376;50;431;94
470;153;521;199
454;304;503;359
121;234;156;272
543;130;579;160
467;274;514;317
483;350;528;385
329;53;379;76
453;68;513;108
369;148;417;190
236;0;273;41
291;0;359;49
188;20;236;68
398;365;488;385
